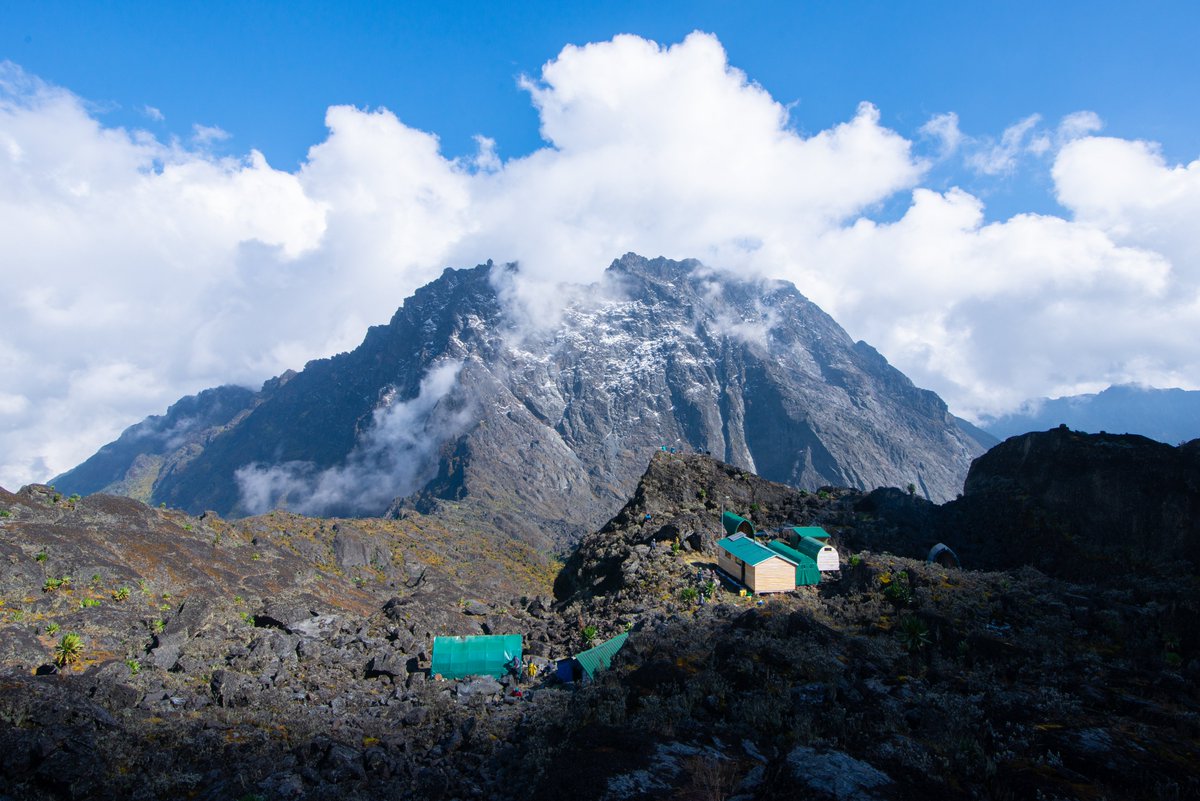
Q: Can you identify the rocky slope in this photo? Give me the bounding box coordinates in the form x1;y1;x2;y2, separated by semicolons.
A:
54;254;986;547
6;435;1200;800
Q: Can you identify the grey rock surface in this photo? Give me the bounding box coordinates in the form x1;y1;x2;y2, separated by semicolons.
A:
53;255;983;548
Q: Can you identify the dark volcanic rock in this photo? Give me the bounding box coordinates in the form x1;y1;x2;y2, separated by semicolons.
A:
940;427;1200;577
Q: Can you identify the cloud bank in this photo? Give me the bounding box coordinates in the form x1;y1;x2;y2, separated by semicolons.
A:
1;32;1198;489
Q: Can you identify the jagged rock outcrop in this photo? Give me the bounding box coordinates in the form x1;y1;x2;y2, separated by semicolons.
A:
54;255;984;546
939;426;1200;577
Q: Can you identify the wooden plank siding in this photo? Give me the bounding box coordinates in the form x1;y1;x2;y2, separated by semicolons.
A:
747;556;797;593
718;549;746;585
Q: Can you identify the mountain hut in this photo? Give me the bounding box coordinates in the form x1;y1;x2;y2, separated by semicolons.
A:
789;525;831;541
794;535;840;571
717;533;797;594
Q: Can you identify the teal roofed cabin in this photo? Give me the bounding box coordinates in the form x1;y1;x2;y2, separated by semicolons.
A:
717;534;796;594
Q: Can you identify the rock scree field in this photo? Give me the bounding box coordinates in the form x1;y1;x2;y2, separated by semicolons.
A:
2;431;1199;800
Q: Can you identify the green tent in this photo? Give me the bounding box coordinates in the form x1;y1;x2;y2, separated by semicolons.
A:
575;631;629;680
431;634;522;679
722;511;755;537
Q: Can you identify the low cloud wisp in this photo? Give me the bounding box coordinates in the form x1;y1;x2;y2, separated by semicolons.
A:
235;360;471;516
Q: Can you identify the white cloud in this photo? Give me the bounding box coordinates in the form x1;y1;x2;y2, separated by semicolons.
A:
920;111;963;156
143;105;164;122
1053;135;1200;278
965;113;1043;175
1;37;1199;491
1056;110;1102;143
191;122;230;145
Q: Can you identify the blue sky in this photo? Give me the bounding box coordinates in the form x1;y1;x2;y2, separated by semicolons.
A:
2;2;1200;487
6;1;1198;219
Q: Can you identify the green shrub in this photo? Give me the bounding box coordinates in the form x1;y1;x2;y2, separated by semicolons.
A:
112;586;130;601
848;553;863;568
45;622;60;635
54;632;83;667
78;598;101;609
898;616;931;653
882;571;914;607
680;586;700;602
126;658;141;675
581;624;598;647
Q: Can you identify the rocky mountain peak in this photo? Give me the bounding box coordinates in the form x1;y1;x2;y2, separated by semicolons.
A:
54;255;987;544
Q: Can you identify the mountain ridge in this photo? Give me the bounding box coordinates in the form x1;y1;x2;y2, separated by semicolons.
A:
55;253;987;544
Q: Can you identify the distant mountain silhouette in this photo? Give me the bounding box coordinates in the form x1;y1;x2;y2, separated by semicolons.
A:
982;384;1200;444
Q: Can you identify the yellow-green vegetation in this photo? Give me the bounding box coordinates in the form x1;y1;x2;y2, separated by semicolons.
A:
53;632;83;667
112;586;131;601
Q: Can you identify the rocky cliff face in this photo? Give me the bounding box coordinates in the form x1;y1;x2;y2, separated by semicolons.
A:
55;254;985;544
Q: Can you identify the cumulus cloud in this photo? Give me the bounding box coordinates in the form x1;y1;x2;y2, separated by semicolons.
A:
0;34;1198;490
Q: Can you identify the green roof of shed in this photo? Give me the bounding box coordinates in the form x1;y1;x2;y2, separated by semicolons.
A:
791;526;830;540
575;631;629;679
431;634;522;680
719;535;792;566
723;511;755;537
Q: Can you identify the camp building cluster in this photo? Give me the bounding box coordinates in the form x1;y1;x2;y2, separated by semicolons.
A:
428;510;840;685
715;511;839;594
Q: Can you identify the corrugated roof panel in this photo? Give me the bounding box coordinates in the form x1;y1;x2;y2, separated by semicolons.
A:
718;535;787;566
575;631;629;679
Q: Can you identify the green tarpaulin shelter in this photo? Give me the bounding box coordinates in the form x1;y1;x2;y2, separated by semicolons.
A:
431;634;522;679
723;511;755;537
575;631;629;680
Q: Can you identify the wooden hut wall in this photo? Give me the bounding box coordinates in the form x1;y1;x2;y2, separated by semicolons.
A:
747;556;796;594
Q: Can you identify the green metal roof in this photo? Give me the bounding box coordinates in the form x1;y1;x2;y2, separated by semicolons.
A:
718;535;789;566
431;634;522;680
795;536;833;561
723;511;755;537
791;526;830;541
575;631;629;679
